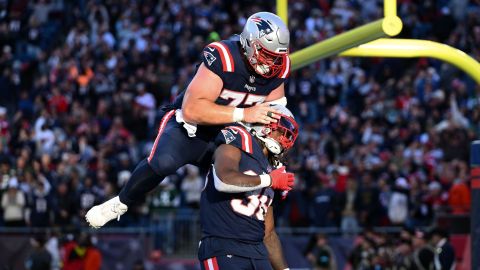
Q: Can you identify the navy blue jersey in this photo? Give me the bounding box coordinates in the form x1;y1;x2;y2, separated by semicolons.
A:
198;125;278;260
172;39;290;110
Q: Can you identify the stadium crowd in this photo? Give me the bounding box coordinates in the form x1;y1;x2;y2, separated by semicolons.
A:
0;0;479;267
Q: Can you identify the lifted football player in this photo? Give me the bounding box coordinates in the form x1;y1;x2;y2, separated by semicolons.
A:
86;12;292;228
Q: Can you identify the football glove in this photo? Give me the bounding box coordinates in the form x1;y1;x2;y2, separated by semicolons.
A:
269;166;295;191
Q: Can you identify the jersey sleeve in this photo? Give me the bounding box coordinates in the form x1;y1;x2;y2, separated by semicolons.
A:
215;126;254;154
201;41;235;80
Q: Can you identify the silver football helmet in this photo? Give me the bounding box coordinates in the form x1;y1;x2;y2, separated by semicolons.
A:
239;12;290;78
249;104;298;155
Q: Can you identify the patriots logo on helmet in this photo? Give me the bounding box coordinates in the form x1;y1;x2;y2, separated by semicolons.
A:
251;17;274;37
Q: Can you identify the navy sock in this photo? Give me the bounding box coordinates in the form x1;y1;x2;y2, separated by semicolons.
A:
119;159;163;206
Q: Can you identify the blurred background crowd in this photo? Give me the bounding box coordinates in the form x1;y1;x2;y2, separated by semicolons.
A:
0;0;479;269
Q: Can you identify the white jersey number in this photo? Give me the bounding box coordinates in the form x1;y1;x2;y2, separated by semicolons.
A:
220;90;265;107
231;194;271;221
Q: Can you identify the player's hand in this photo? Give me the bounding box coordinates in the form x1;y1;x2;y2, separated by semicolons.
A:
269;166;295;191
243;103;281;124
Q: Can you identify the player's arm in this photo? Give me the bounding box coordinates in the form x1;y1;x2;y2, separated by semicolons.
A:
182;64;280;125
264;83;287;106
213;144;294;193
264;206;289;270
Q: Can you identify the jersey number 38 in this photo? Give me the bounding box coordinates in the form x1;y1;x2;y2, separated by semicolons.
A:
231;194;272;221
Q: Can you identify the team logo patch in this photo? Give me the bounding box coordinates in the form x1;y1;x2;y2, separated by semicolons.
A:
204;51;216;66
249;75;256;84
251;16;274;37
221;129;236;144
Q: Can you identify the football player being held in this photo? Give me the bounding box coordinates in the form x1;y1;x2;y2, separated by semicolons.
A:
86;12;291;228
199;105;297;270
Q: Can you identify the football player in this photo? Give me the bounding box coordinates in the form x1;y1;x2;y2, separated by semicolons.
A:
199;104;297;270
86;12;292;228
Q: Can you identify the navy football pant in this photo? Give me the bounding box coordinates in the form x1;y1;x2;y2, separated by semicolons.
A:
200;255;273;270
119;110;213;206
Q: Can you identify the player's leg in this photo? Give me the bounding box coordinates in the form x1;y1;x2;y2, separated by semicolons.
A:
119;122;210;204
86;110;210;228
200;255;253;270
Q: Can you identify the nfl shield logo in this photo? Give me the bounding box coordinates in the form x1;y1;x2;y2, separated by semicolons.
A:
249;75;255;84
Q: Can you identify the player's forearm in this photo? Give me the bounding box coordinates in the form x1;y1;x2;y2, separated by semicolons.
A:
213;166;271;193
264;231;288;270
182;99;236;125
221;169;262;187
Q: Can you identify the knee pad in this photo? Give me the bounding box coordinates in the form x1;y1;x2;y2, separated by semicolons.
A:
148;153;181;176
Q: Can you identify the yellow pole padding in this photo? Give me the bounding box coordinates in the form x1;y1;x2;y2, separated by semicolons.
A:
384;0;397;18
340;38;480;84
276;0;288;25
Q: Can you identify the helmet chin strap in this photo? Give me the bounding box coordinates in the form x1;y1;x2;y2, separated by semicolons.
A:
241;122;283;155
256;136;282;155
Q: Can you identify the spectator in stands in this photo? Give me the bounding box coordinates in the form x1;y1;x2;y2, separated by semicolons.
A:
45;230;62;270
0;107;9;148
61;232;92;270
84;235;102;270
310;181;336;227
338;177;359;234
447;160;470;214
408;176;434;227
411;230;435;270
52;181;76;226
1;177;26;226
429;228;456;270
26;235;52;270
391;239;413;269
180;165;203;209
356;173;380;227
388;177;410;225
147;178;179;254
305;234;337;270
348;234;377;269
28;176;53;227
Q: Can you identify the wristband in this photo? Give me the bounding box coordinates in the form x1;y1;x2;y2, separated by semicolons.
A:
233;107;244;122
259;174;272;187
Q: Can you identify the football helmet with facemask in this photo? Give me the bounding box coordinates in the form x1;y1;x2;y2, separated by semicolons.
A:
239;12;290;78
248;104;298;156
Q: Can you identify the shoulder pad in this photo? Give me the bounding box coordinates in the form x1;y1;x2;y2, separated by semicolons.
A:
215;126;253;154
203;41;235;73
